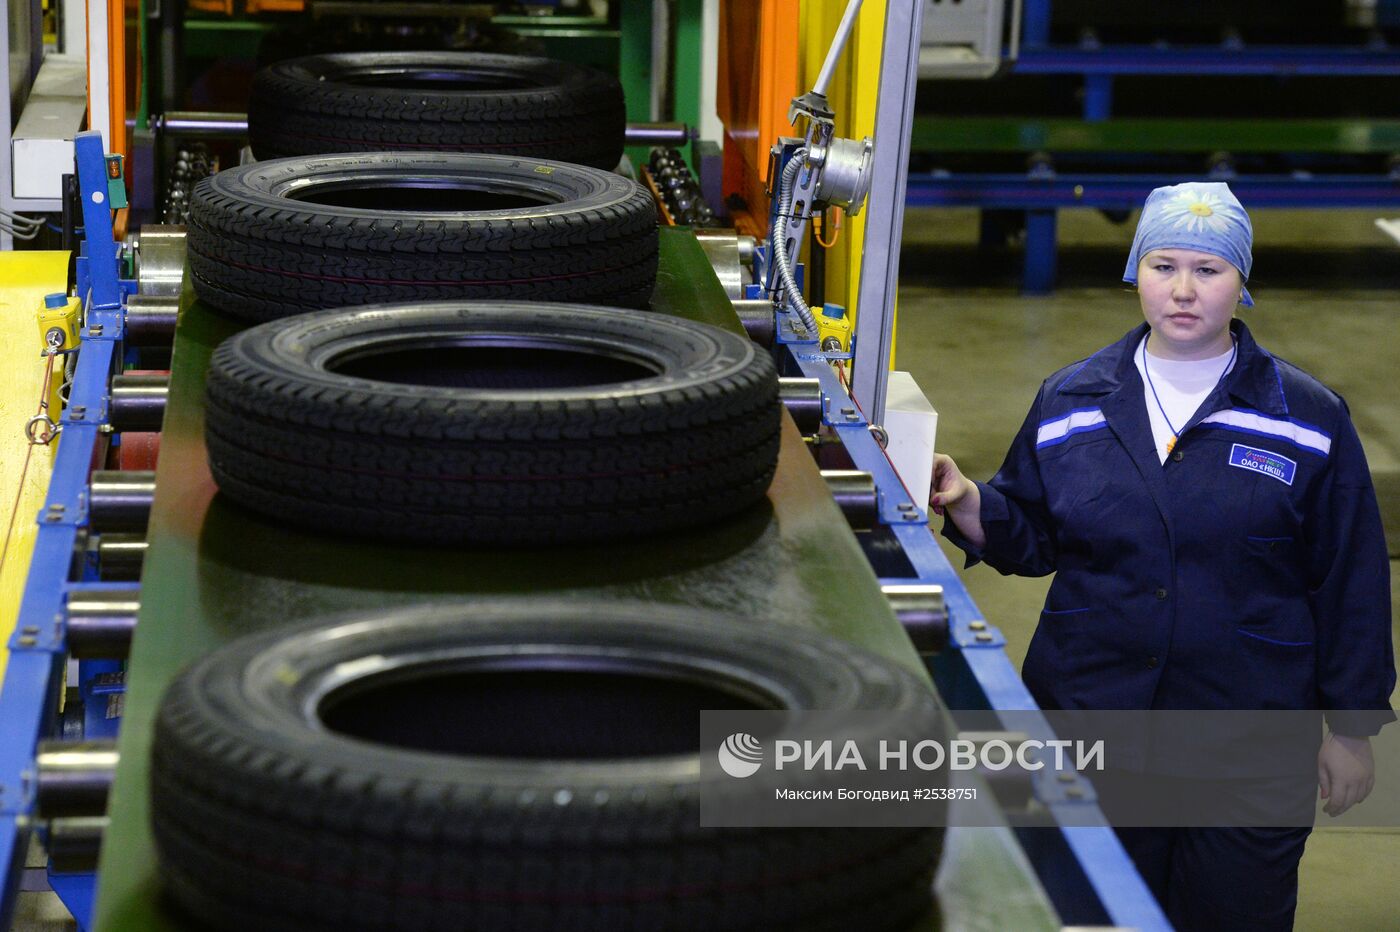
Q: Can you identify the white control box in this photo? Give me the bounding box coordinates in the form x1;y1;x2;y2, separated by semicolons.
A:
12;57;87;200
883;370;939;506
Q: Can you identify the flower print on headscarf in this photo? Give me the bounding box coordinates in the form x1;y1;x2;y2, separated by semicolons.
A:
1157;186;1240;236
1122;181;1255;307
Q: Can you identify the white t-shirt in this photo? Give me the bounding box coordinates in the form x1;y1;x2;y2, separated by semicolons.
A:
1134;336;1237;463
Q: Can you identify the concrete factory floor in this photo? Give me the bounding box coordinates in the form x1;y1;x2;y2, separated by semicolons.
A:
897;206;1400;931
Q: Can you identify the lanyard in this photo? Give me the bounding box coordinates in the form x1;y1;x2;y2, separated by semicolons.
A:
1140;336;1237;454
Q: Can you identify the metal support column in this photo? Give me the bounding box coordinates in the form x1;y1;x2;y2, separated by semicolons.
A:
619;0;658;166
1023;209;1059;295
1082;74;1113;122
850;0;925;429
1022;0;1052;48
672;0;706;142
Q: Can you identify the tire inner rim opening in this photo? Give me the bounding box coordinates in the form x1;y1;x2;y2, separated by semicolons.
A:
325;337;662;389
327;68;537;93
316;656;780;759
284;178;560;212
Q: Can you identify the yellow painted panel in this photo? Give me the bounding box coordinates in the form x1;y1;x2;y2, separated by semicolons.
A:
799;0;896;364
0;252;69;685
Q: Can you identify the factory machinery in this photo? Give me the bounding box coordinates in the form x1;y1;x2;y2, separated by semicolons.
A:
0;1;1178;930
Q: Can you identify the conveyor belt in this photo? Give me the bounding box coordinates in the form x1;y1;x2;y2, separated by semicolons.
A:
92;229;939;928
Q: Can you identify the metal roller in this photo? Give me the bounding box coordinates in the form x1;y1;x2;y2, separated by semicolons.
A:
88;471;156;532
46;817;108;874
97;534;148;581
822;470;877;530
734;299;776;348
779;377;823;435
124;295;179;346
110;374;169;432
156;111;249;137
735;235;757;267
156;113;693;148
624;122;691;146
135;226;187;298
35;741;118;818
881;583;949;656
694;231;746;300
66;587;140;659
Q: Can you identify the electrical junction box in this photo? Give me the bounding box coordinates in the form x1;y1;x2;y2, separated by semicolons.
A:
883;370;939;506
11;57;87;200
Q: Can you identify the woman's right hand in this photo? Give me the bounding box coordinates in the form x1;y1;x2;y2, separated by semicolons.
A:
930;453;986;550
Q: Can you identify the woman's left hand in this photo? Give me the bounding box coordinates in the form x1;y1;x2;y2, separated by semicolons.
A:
1318;733;1375;817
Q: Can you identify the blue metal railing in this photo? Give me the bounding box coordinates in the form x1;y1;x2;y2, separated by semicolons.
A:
0;131;130;932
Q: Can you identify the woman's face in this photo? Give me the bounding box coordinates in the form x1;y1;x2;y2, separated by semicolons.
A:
1137;248;1242;359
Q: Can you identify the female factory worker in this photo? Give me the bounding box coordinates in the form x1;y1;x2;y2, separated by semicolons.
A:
930;182;1394;931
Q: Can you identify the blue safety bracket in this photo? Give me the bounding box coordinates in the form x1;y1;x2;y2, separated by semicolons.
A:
74;134;122;315
47;871;94;932
763;143;810;302
0;131;128;930
81;665;125;742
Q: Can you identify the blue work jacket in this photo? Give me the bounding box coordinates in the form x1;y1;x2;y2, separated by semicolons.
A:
946;320;1395;737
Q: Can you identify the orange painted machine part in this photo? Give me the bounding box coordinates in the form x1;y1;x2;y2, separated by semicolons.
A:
108;0;125;157
717;0;801;238
113;433;160;471
85;0;140;237
246;0;306;12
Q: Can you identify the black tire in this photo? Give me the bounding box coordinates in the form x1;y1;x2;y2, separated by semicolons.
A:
203;302;781;545
152;601;946;932
249;52;625;169
255;22;544;70
188;153;658;322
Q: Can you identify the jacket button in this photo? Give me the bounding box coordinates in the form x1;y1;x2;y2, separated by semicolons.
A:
1172;449;1184;462
1154;587;1168;600
1147;656;1159;669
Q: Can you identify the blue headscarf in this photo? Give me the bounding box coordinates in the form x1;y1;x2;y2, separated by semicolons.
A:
1122;182;1254;307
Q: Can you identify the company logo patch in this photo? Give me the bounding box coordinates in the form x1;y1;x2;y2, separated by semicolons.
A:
1228;443;1296;486
718;733;764;778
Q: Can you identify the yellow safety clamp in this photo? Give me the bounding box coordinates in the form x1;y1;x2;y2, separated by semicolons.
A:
36;293;80;428
817;303;853;353
37;293;81;356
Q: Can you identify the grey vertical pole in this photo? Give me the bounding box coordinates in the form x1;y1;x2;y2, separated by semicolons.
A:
850;0;926;429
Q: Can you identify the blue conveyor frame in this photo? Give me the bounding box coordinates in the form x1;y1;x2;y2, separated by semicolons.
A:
0;131;135;932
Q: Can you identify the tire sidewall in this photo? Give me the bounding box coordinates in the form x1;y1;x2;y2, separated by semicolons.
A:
264;51;610;102
163;602;944;800
201;153;641;222
212;303;768;406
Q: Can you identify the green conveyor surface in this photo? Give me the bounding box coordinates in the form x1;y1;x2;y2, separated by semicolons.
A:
92;229;955;929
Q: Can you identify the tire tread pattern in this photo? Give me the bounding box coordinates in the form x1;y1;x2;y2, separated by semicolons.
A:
150;607;944;931
188;157;658;321
203;305;781;545
248;52;626;169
